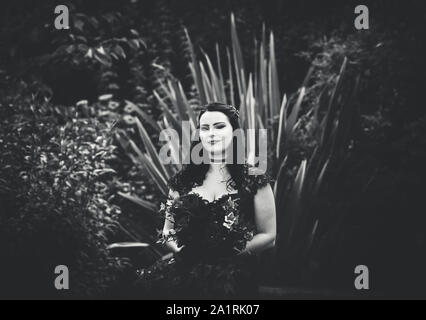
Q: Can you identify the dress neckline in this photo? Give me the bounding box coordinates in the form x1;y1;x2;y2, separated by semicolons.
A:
187;191;239;205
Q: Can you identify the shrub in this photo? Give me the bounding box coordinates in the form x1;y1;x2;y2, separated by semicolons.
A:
0;81;128;298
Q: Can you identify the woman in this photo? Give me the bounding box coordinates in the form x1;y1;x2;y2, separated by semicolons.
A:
134;102;276;299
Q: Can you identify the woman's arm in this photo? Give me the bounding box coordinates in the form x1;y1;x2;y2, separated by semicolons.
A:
162;188;184;253
239;183;276;256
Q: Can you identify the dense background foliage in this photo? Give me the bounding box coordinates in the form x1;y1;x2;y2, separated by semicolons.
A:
1;0;425;298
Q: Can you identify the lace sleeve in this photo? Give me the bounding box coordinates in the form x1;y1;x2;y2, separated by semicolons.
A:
156;169;186;245
244;165;273;196
167;170;183;194
157;193;177;245
158;193;175;222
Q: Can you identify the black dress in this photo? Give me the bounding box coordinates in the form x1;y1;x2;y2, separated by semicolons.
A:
133;163;272;300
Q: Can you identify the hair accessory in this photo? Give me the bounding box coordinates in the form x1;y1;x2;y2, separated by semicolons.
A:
229;105;240;119
194;103;240;119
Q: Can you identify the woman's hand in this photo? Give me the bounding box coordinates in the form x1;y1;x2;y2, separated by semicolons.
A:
176;245;185;253
233;246;251;256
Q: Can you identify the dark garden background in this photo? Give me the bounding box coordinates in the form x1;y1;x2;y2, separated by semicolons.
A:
1;0;426;299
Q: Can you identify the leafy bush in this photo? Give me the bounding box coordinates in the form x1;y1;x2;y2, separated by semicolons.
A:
0;81;128;298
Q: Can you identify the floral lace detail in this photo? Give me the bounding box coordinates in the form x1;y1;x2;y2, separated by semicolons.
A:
167;169;184;194
135;164;267;299
159;192;252;258
242;164;273;196
157;192;180;246
162;163;273;232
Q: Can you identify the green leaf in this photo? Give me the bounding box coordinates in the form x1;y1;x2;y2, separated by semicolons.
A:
184;27;207;105
117;192;158;213
134;117;170;181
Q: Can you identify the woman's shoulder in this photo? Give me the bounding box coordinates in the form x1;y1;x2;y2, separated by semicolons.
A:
167;168;194;196
242;163;273;196
167;169;184;194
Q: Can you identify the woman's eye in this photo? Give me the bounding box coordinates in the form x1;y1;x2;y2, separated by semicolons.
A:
200;124;225;130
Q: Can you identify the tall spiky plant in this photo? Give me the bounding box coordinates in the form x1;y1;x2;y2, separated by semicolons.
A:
116;14;360;284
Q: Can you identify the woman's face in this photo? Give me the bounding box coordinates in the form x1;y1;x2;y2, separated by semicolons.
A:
199;111;234;158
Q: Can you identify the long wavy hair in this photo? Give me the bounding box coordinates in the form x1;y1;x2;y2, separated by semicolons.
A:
172;102;247;193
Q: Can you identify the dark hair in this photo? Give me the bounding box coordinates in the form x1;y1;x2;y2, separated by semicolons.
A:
170;102;246;194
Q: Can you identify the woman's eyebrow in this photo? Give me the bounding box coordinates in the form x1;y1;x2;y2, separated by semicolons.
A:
201;122;226;126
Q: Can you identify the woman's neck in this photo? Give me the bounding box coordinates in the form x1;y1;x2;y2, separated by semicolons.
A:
209;162;226;173
206;147;231;175
207;155;228;176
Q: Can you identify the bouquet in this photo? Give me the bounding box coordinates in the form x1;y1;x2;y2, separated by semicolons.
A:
158;193;255;262
134;193;258;298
